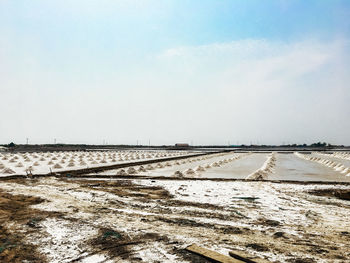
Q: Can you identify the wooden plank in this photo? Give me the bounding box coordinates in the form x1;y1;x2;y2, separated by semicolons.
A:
229;250;271;263
185;244;244;263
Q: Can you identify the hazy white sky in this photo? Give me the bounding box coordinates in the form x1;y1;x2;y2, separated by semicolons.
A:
1;1;350;145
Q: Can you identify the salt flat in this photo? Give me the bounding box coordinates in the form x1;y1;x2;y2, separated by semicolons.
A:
1;150;350;262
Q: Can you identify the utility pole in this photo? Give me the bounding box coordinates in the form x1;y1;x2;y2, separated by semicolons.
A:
26;138;29;145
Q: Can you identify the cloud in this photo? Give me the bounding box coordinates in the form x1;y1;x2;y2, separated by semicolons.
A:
153;38;350;144
158;38;338;76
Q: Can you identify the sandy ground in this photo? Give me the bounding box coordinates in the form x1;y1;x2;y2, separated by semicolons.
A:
0;176;349;263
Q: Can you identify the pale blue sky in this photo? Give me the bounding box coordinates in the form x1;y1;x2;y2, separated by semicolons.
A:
1;1;350;145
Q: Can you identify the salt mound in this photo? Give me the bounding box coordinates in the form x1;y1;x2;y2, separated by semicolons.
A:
165;162;172;167
2;168;15;174
53;163;63;169
212;162;220;167
335;165;345;171
67;162;75;167
156;163;164;168
195;166;205;172
205;164;211;169
184;168;195;175
246;153;276;180
341;168;350;174
247;170;268;180
146;164;154;170
117;169;127;176
100;159;107;163
127;167;136;174
173;171;184;177
138;166;146;172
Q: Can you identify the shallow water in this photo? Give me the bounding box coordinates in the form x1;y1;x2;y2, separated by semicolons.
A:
78;152;350;182
271;154;350;182
199;153;268;179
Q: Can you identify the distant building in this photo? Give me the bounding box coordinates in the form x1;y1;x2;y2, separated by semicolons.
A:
175;143;189;147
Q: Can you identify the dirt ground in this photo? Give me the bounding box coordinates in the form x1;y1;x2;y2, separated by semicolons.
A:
0;177;349;262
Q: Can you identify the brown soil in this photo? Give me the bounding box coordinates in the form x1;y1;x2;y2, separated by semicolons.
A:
308;189;350;201
0;177;350;262
70;179;174;199
83;229;170;261
0;190;57;262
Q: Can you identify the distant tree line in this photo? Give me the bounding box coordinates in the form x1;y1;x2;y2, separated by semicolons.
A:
0;141;346;148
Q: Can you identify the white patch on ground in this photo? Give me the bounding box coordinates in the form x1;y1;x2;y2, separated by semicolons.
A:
133;242;181;263
34;218;99;263
81;254;112;263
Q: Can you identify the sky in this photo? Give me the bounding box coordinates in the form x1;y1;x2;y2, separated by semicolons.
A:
1;0;350;145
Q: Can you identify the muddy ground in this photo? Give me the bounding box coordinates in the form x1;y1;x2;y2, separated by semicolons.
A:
0;177;349;262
